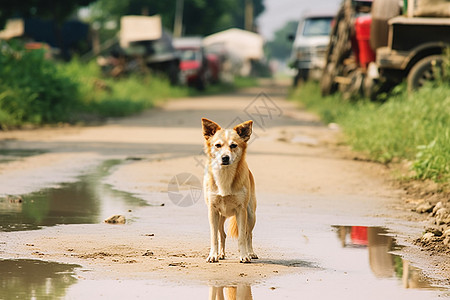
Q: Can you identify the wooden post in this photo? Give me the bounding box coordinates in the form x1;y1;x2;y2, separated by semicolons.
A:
245;0;254;31
174;0;184;37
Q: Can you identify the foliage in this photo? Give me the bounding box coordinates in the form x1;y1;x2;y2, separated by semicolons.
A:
290;80;450;183
0;41;184;127
88;0;265;37
0;41;256;128
0;41;79;127
58;58;190;118
0;0;96;27
265;20;299;60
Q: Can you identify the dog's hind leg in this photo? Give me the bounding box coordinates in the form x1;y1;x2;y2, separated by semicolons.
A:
218;216;226;260
246;232;258;259
246;203;258;259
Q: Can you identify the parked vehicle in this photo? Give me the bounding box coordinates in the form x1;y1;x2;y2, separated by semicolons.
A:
321;0;450;99
205;52;221;84
289;11;336;86
375;4;450;94
119;15;180;84
173;37;209;90
320;0;375;98
203;28;264;78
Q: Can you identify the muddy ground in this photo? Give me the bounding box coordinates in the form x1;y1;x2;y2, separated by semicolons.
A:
0;80;449;299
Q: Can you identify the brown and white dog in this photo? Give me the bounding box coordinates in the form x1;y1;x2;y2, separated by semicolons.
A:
201;118;257;263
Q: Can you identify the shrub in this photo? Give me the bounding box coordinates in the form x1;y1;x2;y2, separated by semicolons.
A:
291;80;450;183
0;41;79;128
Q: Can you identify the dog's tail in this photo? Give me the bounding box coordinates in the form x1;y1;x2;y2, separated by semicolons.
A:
228;216;239;238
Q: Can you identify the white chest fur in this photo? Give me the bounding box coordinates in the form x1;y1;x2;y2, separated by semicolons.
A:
209;187;248;217
211;162;239;196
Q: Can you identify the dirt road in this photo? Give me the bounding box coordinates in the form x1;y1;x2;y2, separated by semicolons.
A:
0;80;449;299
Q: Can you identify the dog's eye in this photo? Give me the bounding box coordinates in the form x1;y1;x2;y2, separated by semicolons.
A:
215;144;222;148
230;144;237;149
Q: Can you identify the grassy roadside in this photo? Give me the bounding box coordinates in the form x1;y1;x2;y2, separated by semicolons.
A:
0;43;188;128
59;59;189;119
0;41;259;129
290;81;450;187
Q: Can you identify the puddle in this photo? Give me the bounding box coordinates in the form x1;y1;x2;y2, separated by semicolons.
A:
0;160;148;232
332;226;437;289
0;225;448;299
0;259;80;299
0;149;46;163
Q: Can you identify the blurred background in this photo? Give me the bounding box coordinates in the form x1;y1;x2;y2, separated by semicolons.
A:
0;0;448;127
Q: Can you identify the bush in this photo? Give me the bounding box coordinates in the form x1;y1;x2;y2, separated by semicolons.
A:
291;80;450;183
0;42;79;128
0;41;188;127
58;59;181;118
0;40;257;128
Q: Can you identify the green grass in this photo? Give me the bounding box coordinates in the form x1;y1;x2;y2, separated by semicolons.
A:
0;42;179;127
0;42;79;127
0;41;260;128
290;81;450;184
233;76;260;89
58;59;189;118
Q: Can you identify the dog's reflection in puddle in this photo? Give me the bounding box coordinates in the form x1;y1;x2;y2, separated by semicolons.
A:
209;285;253;300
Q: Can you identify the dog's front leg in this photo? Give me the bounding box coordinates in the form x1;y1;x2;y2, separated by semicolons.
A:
236;208;251;263
207;206;220;263
218;216;226;260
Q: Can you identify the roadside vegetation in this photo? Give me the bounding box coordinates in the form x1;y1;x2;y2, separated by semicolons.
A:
0;42;185;128
290;59;450;185
0;41;257;129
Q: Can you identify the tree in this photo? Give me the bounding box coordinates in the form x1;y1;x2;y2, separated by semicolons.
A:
0;0;96;28
88;0;265;36
265;20;298;60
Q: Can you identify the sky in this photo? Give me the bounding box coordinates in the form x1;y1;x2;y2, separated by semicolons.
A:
256;0;342;40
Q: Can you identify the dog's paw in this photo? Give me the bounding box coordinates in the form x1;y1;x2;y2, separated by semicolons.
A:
218;252;225;260
239;255;251;263
206;253;219;263
249;253;258;259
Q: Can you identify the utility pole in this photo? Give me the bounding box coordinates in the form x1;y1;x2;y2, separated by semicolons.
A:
174;0;184;37
245;0;254;31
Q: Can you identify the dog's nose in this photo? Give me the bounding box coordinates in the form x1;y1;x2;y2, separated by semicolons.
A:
222;155;230;164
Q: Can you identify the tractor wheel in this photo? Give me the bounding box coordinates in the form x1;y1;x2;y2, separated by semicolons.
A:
407;55;444;93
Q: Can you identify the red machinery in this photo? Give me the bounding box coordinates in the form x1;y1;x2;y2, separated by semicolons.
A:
354;15;376;70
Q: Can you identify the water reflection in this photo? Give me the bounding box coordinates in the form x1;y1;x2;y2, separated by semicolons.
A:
334;226;435;289
210;285;253;300
0;259;79;299
0;149;46;163
0;160;148;232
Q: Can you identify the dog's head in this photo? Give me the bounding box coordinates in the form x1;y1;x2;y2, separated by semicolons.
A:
202;118;252;168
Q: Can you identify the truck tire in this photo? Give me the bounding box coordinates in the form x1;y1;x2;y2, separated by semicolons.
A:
293;69;308;87
321;63;338;96
407;55;444;93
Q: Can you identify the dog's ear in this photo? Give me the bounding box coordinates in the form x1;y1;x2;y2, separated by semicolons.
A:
202;118;221;140
234;120;253;142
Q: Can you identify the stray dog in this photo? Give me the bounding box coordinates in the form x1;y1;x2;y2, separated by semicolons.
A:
201;118;257;263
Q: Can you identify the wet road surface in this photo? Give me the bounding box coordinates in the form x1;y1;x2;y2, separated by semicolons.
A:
0;82;449;299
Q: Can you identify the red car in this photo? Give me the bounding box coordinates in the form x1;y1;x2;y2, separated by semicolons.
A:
174;38;208;90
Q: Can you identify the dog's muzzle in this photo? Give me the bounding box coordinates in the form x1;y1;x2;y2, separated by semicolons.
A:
221;155;230;165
